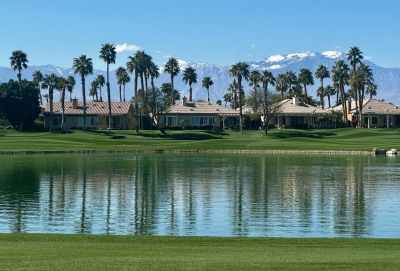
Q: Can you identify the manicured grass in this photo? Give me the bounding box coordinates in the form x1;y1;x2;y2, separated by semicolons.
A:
0;128;399;152
0;234;399;270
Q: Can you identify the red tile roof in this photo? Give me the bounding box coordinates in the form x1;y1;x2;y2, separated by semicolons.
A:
44;102;133;116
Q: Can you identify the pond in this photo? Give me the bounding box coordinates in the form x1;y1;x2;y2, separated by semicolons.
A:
0;153;399;237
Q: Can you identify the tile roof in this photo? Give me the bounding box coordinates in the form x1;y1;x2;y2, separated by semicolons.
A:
272;99;326;115
330;99;400;115
43;102;133;116
168;101;240;116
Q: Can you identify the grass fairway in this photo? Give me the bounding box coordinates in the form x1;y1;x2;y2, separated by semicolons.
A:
0;128;399;152
0;234;399;271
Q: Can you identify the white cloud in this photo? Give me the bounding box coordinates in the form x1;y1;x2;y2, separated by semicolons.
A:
115;43;141;53
365;55;373;60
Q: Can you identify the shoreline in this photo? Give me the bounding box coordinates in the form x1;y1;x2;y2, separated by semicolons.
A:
0;148;373;155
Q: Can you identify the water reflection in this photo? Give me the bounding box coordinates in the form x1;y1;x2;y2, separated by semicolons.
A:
0;154;399;237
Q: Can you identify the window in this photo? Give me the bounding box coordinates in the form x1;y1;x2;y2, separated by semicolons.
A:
90;117;100;126
191;116;216;126
166;116;177;126
191;117;200;125
372;117;378;125
52;117;61;126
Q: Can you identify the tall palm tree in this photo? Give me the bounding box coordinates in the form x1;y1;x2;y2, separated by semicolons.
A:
285;71;297;94
90;80;99;101
315;65;330;108
348;47;363;72
73;55;93;129
202;76;214;103
164;57;180;104
56;76;75;131
100;43;116;132
366;81;377;100
316;87;325;108
260;70;275;135
41;74;59;132
276;73;289;100
96;75;105;102
229;62;249;133
324;85;335;108
249;70;261;111
148;62;159;91
10;50;28;84
32;70;44;105
298;68;314;98
332;60;350;123
182;67;197;102
116;67;126;102
347;47;364;123
127;55;140;101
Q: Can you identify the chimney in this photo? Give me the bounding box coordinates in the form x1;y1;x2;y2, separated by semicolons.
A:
293;96;299;106
182;96;187;106
72;98;78;109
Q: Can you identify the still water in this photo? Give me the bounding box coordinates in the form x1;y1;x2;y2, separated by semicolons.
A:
0;154;399;237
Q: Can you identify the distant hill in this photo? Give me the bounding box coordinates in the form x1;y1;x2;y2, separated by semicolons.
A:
1;50;399;104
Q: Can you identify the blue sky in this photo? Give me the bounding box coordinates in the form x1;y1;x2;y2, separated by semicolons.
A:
0;0;399;69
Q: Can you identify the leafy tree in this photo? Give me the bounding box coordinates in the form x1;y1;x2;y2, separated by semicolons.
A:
315;65;330;108
229;62;249;133
298;68;314;98
41;74;59;132
10;50;28;84
32;70;44;105
73;55;93;129
0;80;40;130
164;57;180;104
202;76;214;103
182;67;197;102
99;43;116;131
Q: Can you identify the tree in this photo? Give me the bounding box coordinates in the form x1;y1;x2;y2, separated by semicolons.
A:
315;65;330;108
323;85;335;108
285;71;297;94
90;80;99;101
56;76;75;131
116;67;127;102
10;50;28;84
202;76;214;103
100;43;116;132
160;83;180;104
41;74;59;132
182;67;197;102
298;68;314;98
164;57;180;104
332;60;350;123
316;86;325;108
32;70;44;105
73;55;93;129
148;62;159;91
96;75;105;102
260;70;275;135
248;70;261;112
0;80;40;130
229;62;249;133
275;74;289;100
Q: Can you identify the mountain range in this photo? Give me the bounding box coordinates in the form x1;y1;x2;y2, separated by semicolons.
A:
1;50;399;104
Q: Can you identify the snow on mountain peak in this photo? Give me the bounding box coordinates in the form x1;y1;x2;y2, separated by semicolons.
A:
266;55;285;63
321;51;343;59
286;51;316;59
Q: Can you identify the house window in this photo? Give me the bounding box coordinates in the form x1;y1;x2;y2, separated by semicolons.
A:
166;116;177;126
372;117;378;125
90;117;100;126
52;117;61;126
191;117;200;126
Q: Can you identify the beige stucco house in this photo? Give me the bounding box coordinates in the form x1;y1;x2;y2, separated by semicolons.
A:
43;99;136;130
160;97;240;129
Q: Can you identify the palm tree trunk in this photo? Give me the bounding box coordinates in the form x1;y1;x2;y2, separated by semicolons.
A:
264;82;269;135
81;75;86;129
99;86;103;102
49;88;53;132
328;95;331;108
107;63;112;132
304;83;307;98
170;75;175;105
134;71;139;132
61;87;65;131
119;84;122;102
70;91;72;102
17;70;22;85
123;83;126;102
38;84;43;105
238;77;243;134
207;87;210;103
144;72;148;92
189;82;192;102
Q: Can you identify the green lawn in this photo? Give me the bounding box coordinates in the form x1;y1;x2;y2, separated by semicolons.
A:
0;128;399;152
0;234;399;270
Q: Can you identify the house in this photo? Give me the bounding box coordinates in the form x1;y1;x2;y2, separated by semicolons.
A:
43;99;136;130
160;97;240;129
269;97;327;129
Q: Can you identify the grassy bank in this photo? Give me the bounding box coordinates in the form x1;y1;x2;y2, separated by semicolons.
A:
0;128;399;152
0;234;399;270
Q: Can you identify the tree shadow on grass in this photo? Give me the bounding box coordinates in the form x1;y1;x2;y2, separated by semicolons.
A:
270;130;337;139
132;130;224;140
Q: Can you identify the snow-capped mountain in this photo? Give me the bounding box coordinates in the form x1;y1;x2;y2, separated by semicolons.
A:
1;51;399;104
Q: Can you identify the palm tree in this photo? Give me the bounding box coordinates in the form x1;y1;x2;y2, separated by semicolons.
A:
276;74;289;100
229;62;249;133
260;70;275;135
43;94;49;104
332;60;350;123
116;68;130;102
127;55;140;101
100;43;116;132
315;65;330;108
32;70;44;105
347;47;364;122
164;57;180;104
202;77;214;103
348;47;363;71
298;68;314;98
116;67;127;102
148;62;159;91
73;55;93;129
249;70;261;112
41;74;59;132
366;81;377;99
324;85;335;108
10;50;28;84
182;67;197;102
285;71;297;94
56;76;75;131
316;87;325;108
90;80;99;101
96;75;105;102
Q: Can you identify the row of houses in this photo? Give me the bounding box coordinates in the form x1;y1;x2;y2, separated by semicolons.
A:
43;97;400;130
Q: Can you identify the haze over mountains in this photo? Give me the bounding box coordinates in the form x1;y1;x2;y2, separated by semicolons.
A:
1;50;399;104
